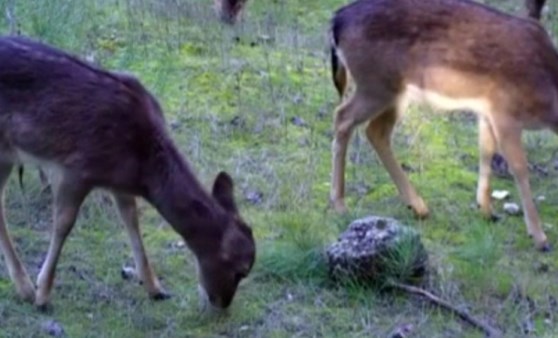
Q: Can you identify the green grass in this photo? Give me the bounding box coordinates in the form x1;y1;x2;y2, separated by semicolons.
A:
1;0;558;336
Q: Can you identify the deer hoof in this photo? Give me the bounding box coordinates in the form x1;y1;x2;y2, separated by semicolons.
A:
36;302;53;313
410;198;429;219
16;281;36;303
330;199;348;214
151;291;172;301
537;242;552;253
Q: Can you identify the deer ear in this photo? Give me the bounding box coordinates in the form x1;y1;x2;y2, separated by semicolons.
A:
212;171;238;214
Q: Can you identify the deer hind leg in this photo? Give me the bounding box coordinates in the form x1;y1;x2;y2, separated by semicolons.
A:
0;162;35;302
112;192;169;300
491;120;549;251
35;174;89;308
365;108;429;218
476;117;497;219
525;0;545;19
330;91;393;212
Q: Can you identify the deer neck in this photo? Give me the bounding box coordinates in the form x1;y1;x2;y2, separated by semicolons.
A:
144;140;225;254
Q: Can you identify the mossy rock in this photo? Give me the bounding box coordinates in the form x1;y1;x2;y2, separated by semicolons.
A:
326;216;428;285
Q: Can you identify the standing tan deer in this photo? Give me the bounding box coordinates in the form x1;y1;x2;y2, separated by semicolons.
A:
214;0;249;24
0;36;255;310
328;0;558;251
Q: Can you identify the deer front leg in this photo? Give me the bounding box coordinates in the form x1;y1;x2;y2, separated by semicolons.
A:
35;175;88;308
330;99;357;213
113;192;169;300
365;109;429;218
493;122;549;251
330;93;396;213
0;162;35;302
476;117;497;219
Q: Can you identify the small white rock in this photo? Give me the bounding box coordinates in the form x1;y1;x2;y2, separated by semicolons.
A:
121;266;137;280
536;195;546;203
286;292;294;301
503;202;521;215
173;240;186;249
492;190;510;200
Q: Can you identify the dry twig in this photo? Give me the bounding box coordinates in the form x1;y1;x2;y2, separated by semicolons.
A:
390;282;502;338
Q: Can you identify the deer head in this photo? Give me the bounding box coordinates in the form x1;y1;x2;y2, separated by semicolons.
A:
193;172;255;310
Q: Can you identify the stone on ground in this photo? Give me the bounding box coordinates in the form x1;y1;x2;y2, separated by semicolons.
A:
326;216;428;284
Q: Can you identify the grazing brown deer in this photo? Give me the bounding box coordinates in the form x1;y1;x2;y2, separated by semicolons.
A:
526;0;546;19
0;36;255;310
214;0;249;24
328;0;558;251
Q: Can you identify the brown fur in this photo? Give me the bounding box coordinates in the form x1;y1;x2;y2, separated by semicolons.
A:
328;0;558;251
214;0;249;24
0;36;255;309
331;0;548;99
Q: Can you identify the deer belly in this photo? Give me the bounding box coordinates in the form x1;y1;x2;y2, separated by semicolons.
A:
402;84;491;115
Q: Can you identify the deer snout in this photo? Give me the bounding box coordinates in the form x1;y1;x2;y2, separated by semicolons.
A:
197;284;229;315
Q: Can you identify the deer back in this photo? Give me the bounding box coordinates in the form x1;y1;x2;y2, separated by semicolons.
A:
331;0;558;128
0;36;168;194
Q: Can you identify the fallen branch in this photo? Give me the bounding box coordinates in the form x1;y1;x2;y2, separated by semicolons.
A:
389;281;502;338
